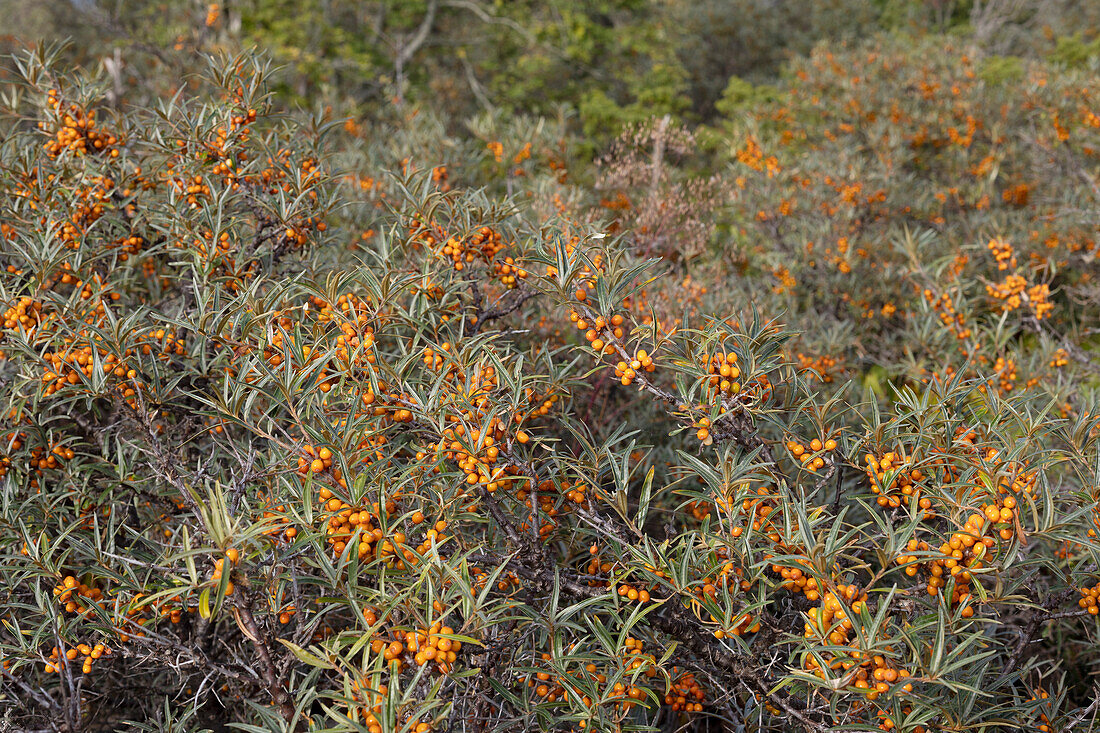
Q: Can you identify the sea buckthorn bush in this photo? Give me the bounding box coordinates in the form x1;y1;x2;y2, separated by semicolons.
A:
1;30;1100;733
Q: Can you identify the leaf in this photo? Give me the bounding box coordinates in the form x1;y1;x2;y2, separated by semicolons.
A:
277;639;335;669
198;588;211;620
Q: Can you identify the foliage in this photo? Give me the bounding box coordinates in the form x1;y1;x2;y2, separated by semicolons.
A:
0;9;1099;733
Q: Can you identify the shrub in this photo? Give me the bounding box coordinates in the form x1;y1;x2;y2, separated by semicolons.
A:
0;38;1099;733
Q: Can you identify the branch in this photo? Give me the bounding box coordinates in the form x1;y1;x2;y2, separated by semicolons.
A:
441;0;535;42
396;0;441;68
232;591;297;723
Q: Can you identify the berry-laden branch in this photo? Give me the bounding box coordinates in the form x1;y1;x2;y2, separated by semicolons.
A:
474;480;828;731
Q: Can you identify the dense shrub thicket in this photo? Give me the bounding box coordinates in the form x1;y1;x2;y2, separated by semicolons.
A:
0;11;1099;733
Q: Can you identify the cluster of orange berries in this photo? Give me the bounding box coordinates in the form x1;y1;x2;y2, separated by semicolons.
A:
1056;538;1084;559
346;678;410;733
431;164;449;191
686;499;712;521
418;349;557;495
152;596;199;625
988;238;1017;270
804;585;913;700
786;435;837;473
736;134;781;177
494;256;528;289
877;706;924;732
987;275;1054;320
44;640;112;675
52;176;114;246
707;485;822;603
471;565;520;593
703;350;742;399
585;544;662;603
923;287;972;340
171;172;212;207
1077;580;1100;615
989;356;1019;394
262;154;324;198
54;575;105;616
41;325;185;406
40;91;119;157
1023;689;1057;733
211;550;239;596
297;443;337;476
49;572;155;643
693;416;713;446
616;582;654;604
219;294;379;390
110;234;146;262
527;653;570;704
414;224;509;275
727;485;782;541
273;590;298;625
1002;183;1030;207
864;451;932;511
569;306;627;356
900;491;1024;607
1;296;42;339
1050;348;1069;368
710;611;761;639
613;349;655;386
204;108;257;180
517;477;588;539
315;294;376;361
0;429;74;483
898;532;978;610
526;640;689;717
368;619;462;674
192;229;237;269
772;558;823;600
258;496;297;541
431;419;517;492
665;668;706;712
584;543;618;588
771;265;797;294
282;216;327;249
796;352;840;383
316;487;411;562
622;638;659;683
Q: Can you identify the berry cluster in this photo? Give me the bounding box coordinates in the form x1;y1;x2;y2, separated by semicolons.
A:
569;308;627;355
899;490;1025;607
40;91;119;158
786;435;837;473
54;574;104;616
864;451;932;511
613;348;654;386
44;640;112;675
803;585;913;701
317;487;406;561
703;350;742;398
1078;579;1100;615
796;352;840;383
368;619;463;674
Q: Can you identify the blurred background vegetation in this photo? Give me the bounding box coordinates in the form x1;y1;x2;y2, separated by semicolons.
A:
3;0;1098;144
